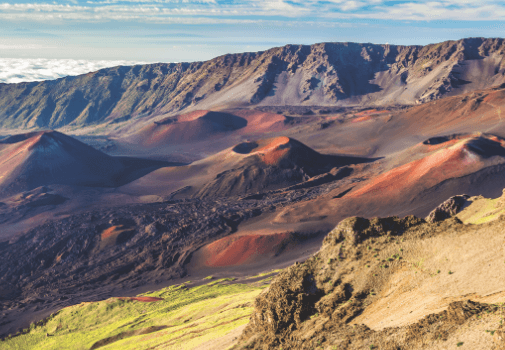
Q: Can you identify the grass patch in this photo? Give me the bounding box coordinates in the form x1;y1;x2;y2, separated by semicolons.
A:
456;196;505;225
245;269;282;280
2;281;267;350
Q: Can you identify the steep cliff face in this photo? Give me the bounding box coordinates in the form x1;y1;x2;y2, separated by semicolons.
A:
1;38;505;129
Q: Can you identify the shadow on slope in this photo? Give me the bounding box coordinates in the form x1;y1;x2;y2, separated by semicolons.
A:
131;110;248;146
0;130;177;198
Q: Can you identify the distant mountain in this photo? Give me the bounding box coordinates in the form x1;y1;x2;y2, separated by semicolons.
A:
1;38;505;129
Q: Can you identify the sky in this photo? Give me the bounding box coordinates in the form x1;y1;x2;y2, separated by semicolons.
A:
1;0;505;83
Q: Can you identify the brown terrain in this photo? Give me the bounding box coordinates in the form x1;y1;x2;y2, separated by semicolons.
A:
0;38;504;348
236;214;505;349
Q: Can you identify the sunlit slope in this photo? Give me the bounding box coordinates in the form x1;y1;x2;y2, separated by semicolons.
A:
1;278;270;350
455;190;505;224
237;211;505;349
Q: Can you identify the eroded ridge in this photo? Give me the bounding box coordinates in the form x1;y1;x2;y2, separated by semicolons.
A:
238;215;505;349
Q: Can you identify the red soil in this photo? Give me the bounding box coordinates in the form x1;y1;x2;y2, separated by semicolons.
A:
101;225;122;240
202;232;292;267
350;140;484;198
352;116;373;123
482;90;505;105
355;109;388;116
231;110;287;134
255;137;291;165
352;109;389;123
100;225;134;245
118;296;163;302
254;137;290;153
261;148;290;166
352;110;388;123
231;137;293;165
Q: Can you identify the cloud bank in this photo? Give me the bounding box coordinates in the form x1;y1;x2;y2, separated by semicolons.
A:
0;58;147;84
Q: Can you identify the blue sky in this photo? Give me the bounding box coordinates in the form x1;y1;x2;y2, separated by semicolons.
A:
1;0;505;63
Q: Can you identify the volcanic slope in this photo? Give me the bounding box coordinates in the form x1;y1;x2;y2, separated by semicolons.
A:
271;133;505;231
3;38;505;129
0;130;169;198
4;194;505;350
270;84;505;162
125;110;290;147
121;136;373;199
349;133;505;200
126;110;248;147
115;109;302;160
186;134;505;273
237;209;505;349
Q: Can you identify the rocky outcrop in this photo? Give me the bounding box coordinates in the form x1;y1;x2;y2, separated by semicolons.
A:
240;216;424;348
237;215;504;349
425;194;470;223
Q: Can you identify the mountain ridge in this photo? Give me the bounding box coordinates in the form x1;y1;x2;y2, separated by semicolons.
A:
1;37;505;129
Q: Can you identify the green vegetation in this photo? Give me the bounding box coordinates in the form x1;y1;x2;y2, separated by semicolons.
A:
205;277;237;286
245;269;282;280
411;258;425;271
456;196;505;224
2;280;267;350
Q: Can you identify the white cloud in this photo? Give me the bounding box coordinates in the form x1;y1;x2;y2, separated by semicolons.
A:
88;0;217;3
0;0;504;23
340;1;365;11
259;0;308;17
0;58;148;84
